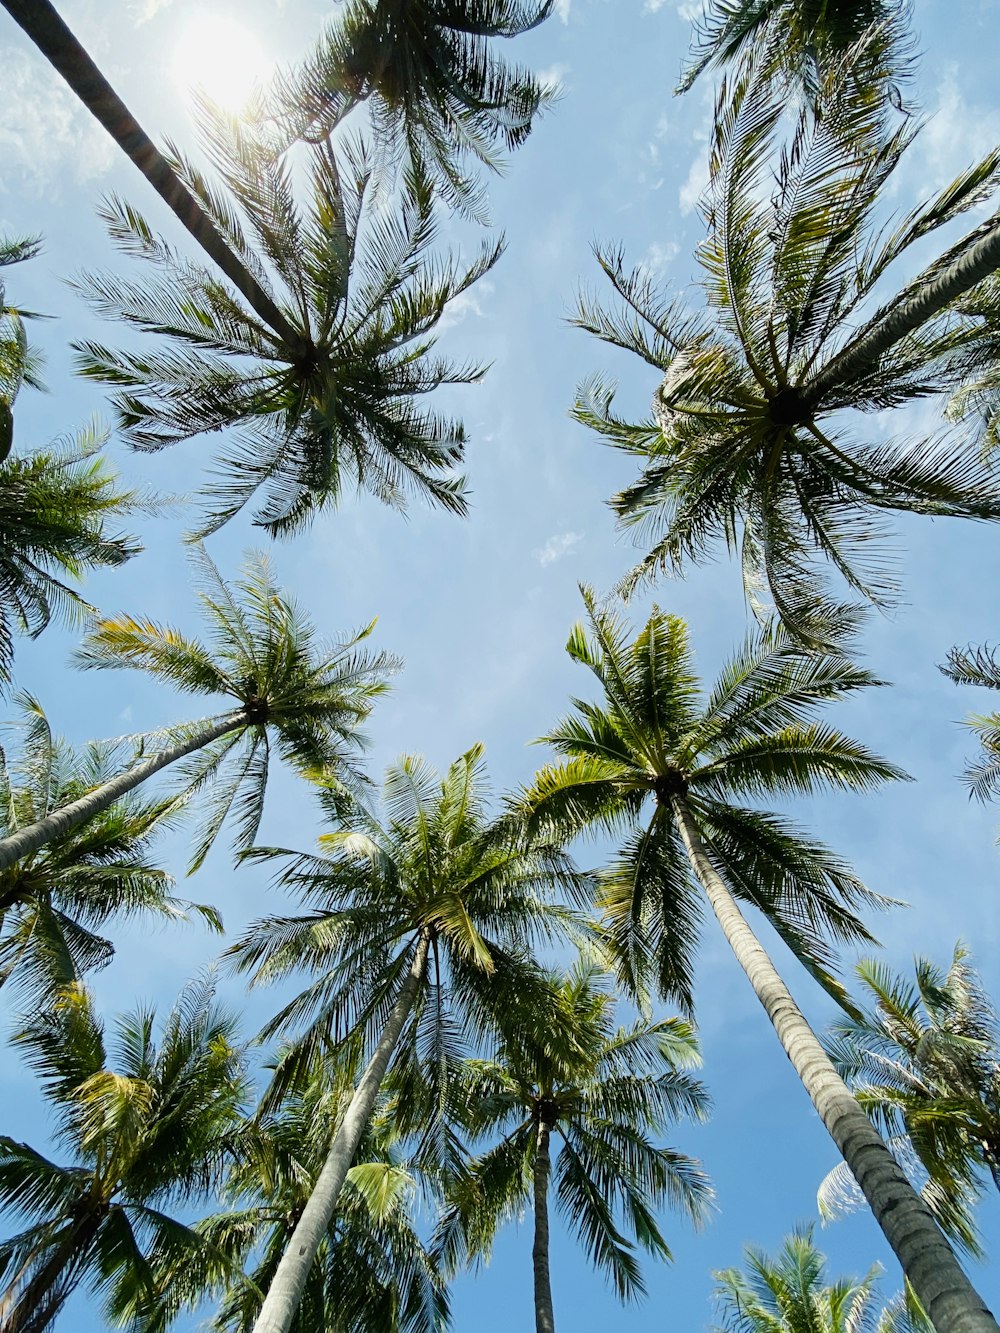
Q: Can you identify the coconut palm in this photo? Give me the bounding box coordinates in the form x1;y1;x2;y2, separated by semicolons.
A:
0;424;145;688
2;3;502;534
0;546;392;875
73;125;500;536
435;959;713;1333
0;976;249;1333
522;588;997;1333
278;0;556;217
713;1226;929;1333
819;945;1000;1254
0;233;45;461
0;693;220;998
132;1051;448;1333
940;643;1000;805
677;0;911;101
573;52;1000;642
226;744;584;1333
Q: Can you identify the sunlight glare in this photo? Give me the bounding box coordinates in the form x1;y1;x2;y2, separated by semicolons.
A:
174;14;272;112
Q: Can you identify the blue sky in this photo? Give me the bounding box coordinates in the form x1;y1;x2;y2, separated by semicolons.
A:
3;0;1000;1329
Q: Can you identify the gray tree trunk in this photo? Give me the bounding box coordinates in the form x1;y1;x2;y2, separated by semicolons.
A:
251;933;431;1333
804;210;1000;405
0;0;307;358
532;1121;556;1333
671;794;999;1333
0;711;244;872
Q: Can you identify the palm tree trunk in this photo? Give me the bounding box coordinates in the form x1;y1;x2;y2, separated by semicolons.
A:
0;711;244;873
251;933;431;1333
804;209;1000;405
670;794;999;1333
0;0;308;359
532;1121;556;1333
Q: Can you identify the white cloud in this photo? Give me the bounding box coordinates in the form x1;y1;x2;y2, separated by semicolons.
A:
554;0;572;21
642;240;680;275
676;0;701;19
534;531;583;566
644;0;669;10
678;148;709;214
128;0;174;21
0;47;114;194
536;63;571;95
435;281;494;335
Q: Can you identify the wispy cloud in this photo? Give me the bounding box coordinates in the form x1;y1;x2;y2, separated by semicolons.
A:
554;0;572;22
534;531;583;566
537;63;571;95
0;48;114;193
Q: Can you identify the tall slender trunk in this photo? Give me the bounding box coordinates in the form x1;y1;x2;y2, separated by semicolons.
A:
0;0;308;359
670;794;999;1333
251;933;431;1333
532;1121;556;1333
804;209;1000;405
0;711;244;873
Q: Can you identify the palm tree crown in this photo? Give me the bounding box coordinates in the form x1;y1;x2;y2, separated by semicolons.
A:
0;694;219;997
525;589;900;1011
0;234;45;460
574;54;1000;641
437;959;713;1313
71;546;394;872
713;1226;925;1333
821;945;1000;1253
0;977;249;1333
279;0;555;217
74;123;501;536
0;424;145;687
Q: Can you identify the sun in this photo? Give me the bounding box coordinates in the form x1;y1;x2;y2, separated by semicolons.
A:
173;14;272;112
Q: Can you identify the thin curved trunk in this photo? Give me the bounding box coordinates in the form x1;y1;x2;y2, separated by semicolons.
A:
0;711;244;873
670;794;999;1333
804;209;1000;405
251;933;431;1333
532;1121;556;1333
0;0;307;359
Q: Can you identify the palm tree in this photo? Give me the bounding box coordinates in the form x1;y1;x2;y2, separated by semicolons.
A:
73;128;500;535
131;1051;448;1333
0;693;220;997
435;959;713;1333
677;0;911;101
226;744;583;1333
820;945;1000;1254
0;423;145;688
0;546;392;875
522;588;998;1333
713;1226;928;1333
940;643;1000;804
0;233;45;461
277;0;556;217
573;54;1000;642
0;976;249;1333
2;3;502;534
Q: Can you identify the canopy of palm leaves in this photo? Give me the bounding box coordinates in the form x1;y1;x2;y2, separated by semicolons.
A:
436;958;712;1301
228;744;585;1123
0;694;220;998
0;977;249;1333
275;0;555;217
820;945;1000;1254
74;118;501;536
713;1226;926;1333
677;0;911;101
0;423;145;688
523;589;903;1012
0;234;45;461
940;643;1000;804
74;545;394;872
138;1051;447;1333
573;52;1000;642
